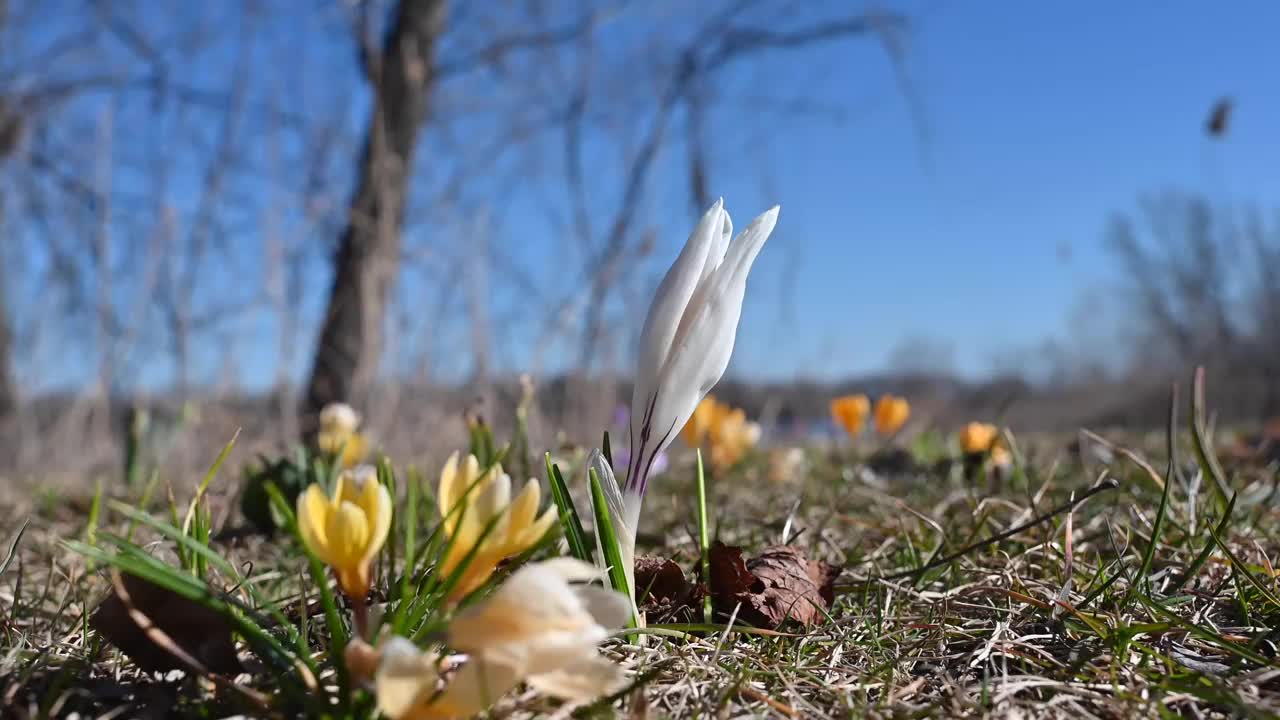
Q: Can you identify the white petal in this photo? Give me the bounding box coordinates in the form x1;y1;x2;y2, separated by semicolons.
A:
375;637;438;720
700;207;733;283
433;657;520;717
537;556;606;583
588;449;639;624
573;584;633;629
449;562;585;651
526;653;626;702
648;206;779;465
630;200;726;458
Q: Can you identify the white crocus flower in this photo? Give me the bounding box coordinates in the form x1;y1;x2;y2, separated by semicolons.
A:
592;199;779;613
319;402;362;435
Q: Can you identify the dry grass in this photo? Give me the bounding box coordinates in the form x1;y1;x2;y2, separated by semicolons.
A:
3;394;1280;719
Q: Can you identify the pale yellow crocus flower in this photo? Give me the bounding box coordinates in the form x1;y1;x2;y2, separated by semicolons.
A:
449;557;628;702
375;636;518;720
317;402;369;468
437;453;557;601
297;465;392;601
371;559;627;719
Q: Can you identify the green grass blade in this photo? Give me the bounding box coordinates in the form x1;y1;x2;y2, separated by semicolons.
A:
183;430;240;537
1189;367;1231;513
546;454;591;563
589;467;634;627
1206;507;1280;612
1125;386;1177;607
695;449;712;624
390;465;420;635
85;477;104;548
1176;491;1237;589
1138;594;1273;666
1;519;29;577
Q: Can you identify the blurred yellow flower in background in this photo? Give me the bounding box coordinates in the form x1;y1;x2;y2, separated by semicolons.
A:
437;453;558;601
768;447;807;484
990;444;1013;469
317;402;368;468
829;394;870;438
681;396;760;469
297;465;392;601
680;395;720;447
958;422;999;455
873;395;910;436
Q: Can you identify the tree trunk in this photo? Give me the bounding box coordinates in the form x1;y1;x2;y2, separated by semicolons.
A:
0;271;15;418
302;0;446;436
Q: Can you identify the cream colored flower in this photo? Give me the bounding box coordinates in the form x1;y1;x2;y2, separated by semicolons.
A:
448;558;628;702
375;637;517;720
296;465;392;600
320;402;361;434
317;402;368;468
768;447;807;484
437;453;557;600
370;559;627;719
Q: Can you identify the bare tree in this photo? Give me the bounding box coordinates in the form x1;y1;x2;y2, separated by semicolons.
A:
1108;192;1239;369
302;0;447;434
0;251;14;418
1106;191;1280;419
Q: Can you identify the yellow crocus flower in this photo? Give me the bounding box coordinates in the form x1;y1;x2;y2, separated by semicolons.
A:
829;394;870;438
297;465;392;601
958;422;999;455
680;395;720;448
680;397;760;469
707;406;760;469
437;453;557;601
873;395;910;436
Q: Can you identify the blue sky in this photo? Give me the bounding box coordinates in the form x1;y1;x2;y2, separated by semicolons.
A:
7;1;1280;392
713;1;1280;380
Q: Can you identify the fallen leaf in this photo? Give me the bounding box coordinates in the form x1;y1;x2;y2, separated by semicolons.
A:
633;555;702;624
91;570;244;676
709;543;837;629
633;556;689;605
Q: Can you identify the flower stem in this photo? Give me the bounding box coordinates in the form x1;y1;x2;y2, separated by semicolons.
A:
695;449;712;625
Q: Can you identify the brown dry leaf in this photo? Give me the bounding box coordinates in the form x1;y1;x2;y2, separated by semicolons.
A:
709;543;837;629
634;555;689;605
91;570;244;676
633;555;701;624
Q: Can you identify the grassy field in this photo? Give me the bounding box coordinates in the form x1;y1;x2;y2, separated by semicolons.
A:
2;382;1280;719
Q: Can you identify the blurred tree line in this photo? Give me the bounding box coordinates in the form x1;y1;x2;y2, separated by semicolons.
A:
0;0;911;453
0;0;1274;473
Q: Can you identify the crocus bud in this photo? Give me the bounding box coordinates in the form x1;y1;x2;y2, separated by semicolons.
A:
594;199;778;613
625;199;778;495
